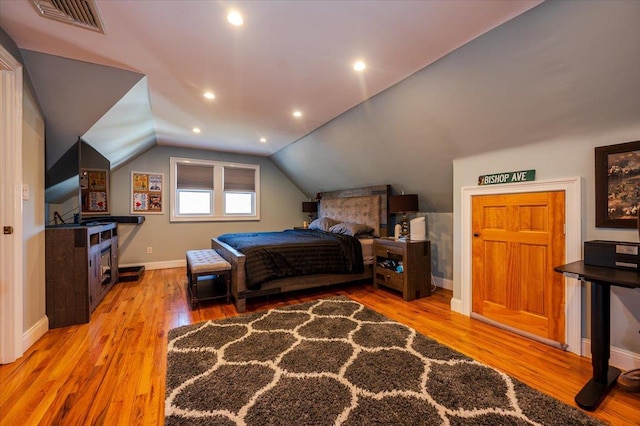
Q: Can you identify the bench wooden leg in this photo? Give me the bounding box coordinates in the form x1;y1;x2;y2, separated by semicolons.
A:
224;273;231;304
186;258;196;309
189;275;198;309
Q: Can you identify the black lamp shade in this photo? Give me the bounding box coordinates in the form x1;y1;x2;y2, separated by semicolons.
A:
389;194;418;213
302;201;317;213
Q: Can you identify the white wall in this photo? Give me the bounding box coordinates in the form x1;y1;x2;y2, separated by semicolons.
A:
453;126;640;354
110;146;308;266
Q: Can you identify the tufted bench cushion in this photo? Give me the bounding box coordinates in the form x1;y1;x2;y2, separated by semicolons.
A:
187;249;231;274
186;249;232;308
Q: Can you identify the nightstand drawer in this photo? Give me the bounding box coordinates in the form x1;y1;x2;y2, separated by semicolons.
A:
374;243;403;258
374;266;404;291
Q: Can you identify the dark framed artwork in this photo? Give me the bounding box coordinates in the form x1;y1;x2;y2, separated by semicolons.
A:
80;168;109;216
595;140;640;228
131;171;164;214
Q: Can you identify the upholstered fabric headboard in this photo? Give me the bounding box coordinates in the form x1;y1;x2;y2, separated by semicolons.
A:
316;185;390;237
319;195;381;236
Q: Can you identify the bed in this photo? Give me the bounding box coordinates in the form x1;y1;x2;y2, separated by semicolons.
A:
211;185;390;312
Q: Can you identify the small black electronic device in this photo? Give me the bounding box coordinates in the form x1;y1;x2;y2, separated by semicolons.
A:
584;240;640;270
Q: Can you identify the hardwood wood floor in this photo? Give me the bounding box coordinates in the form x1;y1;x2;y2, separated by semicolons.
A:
1;268;638;425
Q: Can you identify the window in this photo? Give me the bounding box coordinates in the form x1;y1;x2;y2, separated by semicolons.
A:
170;157;260;222
223;166;256;215
176;163;214;215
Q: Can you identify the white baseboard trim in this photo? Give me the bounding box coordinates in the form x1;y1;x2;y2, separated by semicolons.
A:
432;276;453;291
120;259;186;271
450;297;463;314
444;310;640;367
23;315;49;352
582;338;640;371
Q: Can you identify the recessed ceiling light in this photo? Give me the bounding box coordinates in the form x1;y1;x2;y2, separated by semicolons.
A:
293;110;302;118
203;92;215;100
260;137;267;143
227;11;243;26
192;127;201;134
353;60;366;72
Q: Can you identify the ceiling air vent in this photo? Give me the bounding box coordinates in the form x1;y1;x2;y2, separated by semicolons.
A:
30;0;105;34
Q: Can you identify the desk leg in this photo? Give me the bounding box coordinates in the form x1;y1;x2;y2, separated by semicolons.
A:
575;280;621;411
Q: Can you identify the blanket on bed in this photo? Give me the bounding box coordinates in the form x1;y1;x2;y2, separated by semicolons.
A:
217;229;364;290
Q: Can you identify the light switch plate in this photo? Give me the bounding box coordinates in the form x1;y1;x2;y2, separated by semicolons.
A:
22;184;29;200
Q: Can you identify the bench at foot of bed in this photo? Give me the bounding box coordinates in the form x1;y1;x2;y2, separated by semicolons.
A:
186;249;232;309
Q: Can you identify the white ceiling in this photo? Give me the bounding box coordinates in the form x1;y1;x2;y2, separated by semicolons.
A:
0;0;542;157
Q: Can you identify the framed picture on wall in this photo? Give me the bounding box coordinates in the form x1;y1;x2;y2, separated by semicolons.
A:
131;171;164;214
80;168;109;215
595;140;640;228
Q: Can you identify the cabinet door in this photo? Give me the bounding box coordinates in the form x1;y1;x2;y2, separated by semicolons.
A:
88;244;102;311
110;236;119;284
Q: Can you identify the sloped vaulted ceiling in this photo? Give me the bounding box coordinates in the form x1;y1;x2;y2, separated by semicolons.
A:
82;76;157;170
270;1;640;212
20;50;152;168
5;1;640;213
1;0;542;164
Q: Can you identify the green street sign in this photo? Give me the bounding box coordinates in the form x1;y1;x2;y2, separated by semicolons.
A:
478;169;536;186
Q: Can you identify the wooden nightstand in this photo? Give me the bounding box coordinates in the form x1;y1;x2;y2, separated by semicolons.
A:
373;237;431;301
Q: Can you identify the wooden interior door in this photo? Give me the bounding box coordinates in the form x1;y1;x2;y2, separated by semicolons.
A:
472;191;565;343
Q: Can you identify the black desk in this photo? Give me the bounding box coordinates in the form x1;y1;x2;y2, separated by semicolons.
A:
553;260;640;411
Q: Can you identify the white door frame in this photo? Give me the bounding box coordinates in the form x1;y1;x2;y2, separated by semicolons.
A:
458;177;582;355
0;44;24;364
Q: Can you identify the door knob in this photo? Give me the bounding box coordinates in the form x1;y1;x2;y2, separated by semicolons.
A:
473;233;480;237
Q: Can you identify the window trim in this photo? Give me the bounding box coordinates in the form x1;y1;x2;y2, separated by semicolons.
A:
170;157;260;222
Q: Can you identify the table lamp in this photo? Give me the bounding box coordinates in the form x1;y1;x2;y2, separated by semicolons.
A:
302;201;317;226
389;194;418;238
